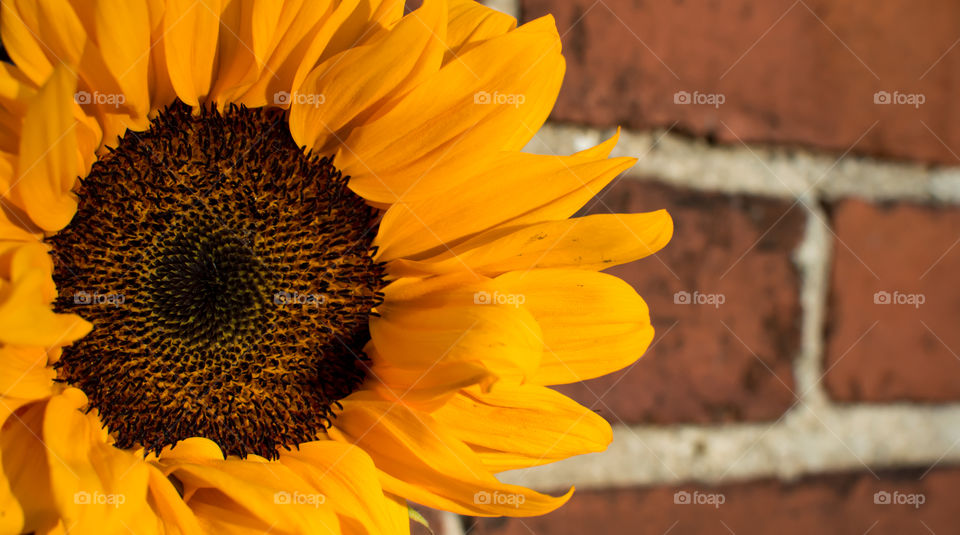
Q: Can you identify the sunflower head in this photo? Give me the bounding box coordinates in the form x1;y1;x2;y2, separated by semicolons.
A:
0;0;671;533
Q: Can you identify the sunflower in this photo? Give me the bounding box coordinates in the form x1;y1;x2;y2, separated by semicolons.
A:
0;0;672;533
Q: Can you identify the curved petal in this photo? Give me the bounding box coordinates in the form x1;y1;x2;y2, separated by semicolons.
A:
41;388;156;533
157;455;341;534
375;131;635;261
234;0;362;108
329;396;573;517
365;343;497;413
289;0;447;154
145;465;203;535
0;397;58;534
388;210;673;277
433;384;612;472
162;0;222;106
0;345;55;400
0;0;86;87
342;15;565;205
88;0;152;121
371;274;542;384
0;241;91;347
279;440;405;535
444;0;516;60
497;269;655;384
322;0;404;63
7;64;86;232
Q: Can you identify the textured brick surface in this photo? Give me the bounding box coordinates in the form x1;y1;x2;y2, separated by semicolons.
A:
469;468;959;535
555;180;802;424
825;200;960;401
522;0;960;165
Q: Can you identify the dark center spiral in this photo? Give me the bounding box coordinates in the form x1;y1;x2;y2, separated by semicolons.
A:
49;101;385;459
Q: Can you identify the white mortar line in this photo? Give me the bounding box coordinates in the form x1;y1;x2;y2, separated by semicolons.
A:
794;200;832;408
482;0;520;19
529;124;960;204
439;511;466;535
500;404;960;490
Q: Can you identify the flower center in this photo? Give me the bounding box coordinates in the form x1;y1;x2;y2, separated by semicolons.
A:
49;101;385;459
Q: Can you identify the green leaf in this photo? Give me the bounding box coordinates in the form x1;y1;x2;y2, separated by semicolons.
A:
408;505;434;534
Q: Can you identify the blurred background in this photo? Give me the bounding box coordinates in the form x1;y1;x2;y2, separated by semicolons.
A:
418;0;960;533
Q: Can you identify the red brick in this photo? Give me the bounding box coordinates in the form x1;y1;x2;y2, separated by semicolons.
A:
469;468;959;535
555;180;802;424
522;0;960;165
825;200;960;401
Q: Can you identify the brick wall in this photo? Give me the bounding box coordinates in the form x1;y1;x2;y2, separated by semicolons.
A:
415;1;960;534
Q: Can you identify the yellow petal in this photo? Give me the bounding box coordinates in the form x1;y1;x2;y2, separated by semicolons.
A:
498;269;655;384
289;0;447;153
389;210;673;277
145;465;203;535
342;16;565;205
9;64;85;232
206;0;259;104
321;0;405;63
90;0;152;120
0;345;55;400
371;276;542;384
434;384;612;472
234;0;360;108
0;242;91;346
375;131;634;261
330;396;573;517
0;0;85;86
279;441;400;535
34;388;156;532
158;456;340;534
366;344;496;412
158;437;225;461
162;0;221;106
0;397;58;534
444;0;516;60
